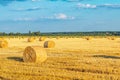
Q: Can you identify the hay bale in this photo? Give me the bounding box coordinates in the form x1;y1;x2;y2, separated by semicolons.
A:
65;37;68;39
56;36;60;39
0;40;8;48
44;41;55;48
33;37;37;40
0;38;5;41
111;37;116;40
39;37;46;41
107;37;116;40
107;37;111;40
85;37;91;40
23;46;47;63
28;37;35;42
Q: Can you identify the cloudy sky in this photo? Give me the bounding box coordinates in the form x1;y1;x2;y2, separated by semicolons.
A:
0;0;120;33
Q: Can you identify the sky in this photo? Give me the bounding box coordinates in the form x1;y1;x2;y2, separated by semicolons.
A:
0;0;120;33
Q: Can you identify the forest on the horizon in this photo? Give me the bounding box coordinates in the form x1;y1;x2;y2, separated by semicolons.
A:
0;31;120;36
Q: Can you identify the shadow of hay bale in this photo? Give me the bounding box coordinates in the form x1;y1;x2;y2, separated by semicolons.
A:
7;57;23;62
93;55;120;59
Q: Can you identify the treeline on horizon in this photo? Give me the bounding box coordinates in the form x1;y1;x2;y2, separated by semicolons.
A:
0;31;120;36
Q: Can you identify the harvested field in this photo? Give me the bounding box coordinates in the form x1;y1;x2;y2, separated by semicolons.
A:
0;37;120;80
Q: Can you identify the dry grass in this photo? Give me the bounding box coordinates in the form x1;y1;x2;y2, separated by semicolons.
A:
0;37;120;80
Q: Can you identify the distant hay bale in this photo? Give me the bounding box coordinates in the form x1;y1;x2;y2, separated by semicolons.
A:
0;38;5;41
28;37;35;42
33;37;36;40
0;40;8;48
107;37;111;40
39;37;46;41
65;37;68;39
56;36;60;39
44;41;55;48
23;46;47;63
111;37;116;40
107;37;116;40
85;37;91;40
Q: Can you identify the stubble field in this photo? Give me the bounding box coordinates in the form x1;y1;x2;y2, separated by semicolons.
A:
0;37;120;80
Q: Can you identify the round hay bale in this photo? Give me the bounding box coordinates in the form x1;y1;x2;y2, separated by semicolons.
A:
85;37;91;40
33;37;36;40
111;37;116;40
44;41;55;48
107;37;111;40
56;36;60;39
28;37;34;42
23;46;47;63
39;37;46;41
0;40;8;48
0;38;5;41
107;37;116;40
65;37;68;39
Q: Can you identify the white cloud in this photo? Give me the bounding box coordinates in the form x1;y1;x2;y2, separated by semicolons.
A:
14;13;75;21
77;3;97;9
48;0;80;2
54;13;75;20
14;18;35;21
13;7;44;11
31;0;40;2
99;4;120;8
55;13;67;19
39;13;75;20
77;3;120;9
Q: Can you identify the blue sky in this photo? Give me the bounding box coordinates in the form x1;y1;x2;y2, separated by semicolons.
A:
0;0;120;33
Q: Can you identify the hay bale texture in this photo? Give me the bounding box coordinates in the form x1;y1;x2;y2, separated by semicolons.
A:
0;38;4;41
85;37;91;40
56;36;60;39
39;37;46;41
107;37;116;40
28;37;35;42
0;40;8;48
23;46;47;63
111;37;115;40
44;41;55;48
